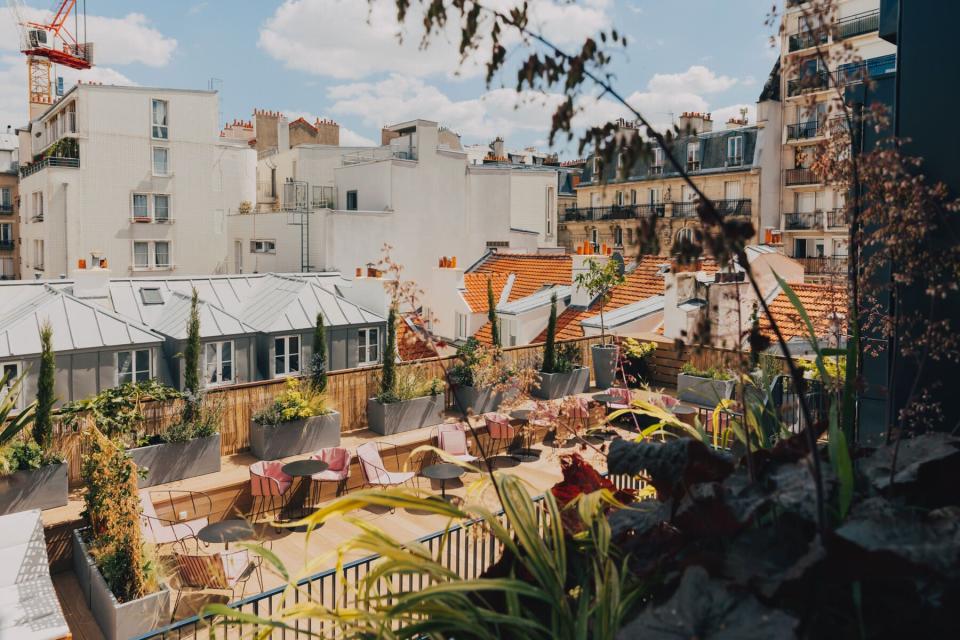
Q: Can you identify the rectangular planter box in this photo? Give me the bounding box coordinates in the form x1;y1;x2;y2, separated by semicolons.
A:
677;373;736;407
74;528;170;640
250;412;342;460
0;462;68;515
533;367;591;400
367;395;445;435
128;434;222;488
453;385;514;415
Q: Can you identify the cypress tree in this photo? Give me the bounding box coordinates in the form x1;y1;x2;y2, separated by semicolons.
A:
312;312;328;392
34;322;56;449
487;277;500;347
380;305;397;398
542;293;558;374
183;288;201;395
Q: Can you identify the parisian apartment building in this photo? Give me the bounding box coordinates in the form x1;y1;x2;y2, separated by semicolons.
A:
16;83;255;279
0;131;19;279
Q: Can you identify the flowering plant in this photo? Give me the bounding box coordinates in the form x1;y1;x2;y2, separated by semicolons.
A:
252;378;330;426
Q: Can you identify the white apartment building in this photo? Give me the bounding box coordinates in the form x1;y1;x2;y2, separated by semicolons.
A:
228;119;560;336
17;84;255;279
776;0;895;276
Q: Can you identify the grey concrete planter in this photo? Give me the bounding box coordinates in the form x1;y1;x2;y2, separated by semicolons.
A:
592;344;619;389
677;373;736;407
533;367;591;400
72;528;95;606
74;528;170;640
0;462;68;515
367;395;445;435
128;434;222;488
453;385;514;415
250;412;341;460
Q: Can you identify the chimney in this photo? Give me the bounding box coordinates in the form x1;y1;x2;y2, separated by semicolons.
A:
491;136;505;158
726;117;749;130
342;270;394;319
71;261;112;300
314;118;340;145
571;251;610;307
381;127;400;146
678;111;713;134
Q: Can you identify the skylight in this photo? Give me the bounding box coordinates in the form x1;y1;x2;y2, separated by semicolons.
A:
140;287;163;305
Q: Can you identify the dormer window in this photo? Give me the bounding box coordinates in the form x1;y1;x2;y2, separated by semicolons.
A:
686;142;701;171
727;136;743;166
151;99;168;139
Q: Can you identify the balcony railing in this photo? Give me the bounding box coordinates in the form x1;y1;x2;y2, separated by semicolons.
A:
788;30;828;52
19;156;79;177
785;168;818;186
0;240;14;251
826;208;849;228
784;211;823;230
686;160;701;172
714;199;752;218
311;185;337;209
563;204;662;221
132;474;647;640
673;201;698;218
797;256;848;275
786;70;830;97
833;10;880;40
0;203;12;215
786;119;823;141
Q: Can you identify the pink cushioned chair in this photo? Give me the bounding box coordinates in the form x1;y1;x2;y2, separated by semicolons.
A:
357;442;416;488
309;446;352;502
483;412;515;456
607;387;632;411
249;461;292;524
437;422;477;464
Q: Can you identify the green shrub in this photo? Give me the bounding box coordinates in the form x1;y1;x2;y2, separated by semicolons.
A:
253;378;331;426
376;365;445;403
34;322;56;450
681;362;733;381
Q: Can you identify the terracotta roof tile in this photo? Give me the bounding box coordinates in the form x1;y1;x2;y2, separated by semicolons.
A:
469;254;572;303
759;283;847;342
462;272;510;313
397;316;438;361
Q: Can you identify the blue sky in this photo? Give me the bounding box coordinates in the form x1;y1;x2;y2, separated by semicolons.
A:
1;0;780;155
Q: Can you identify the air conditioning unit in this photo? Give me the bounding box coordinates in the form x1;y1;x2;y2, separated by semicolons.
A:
27;29;49;49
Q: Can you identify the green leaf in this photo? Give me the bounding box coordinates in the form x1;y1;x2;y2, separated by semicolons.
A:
828;399;854;520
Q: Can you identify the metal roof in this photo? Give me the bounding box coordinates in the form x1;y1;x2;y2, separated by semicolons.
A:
581;295;665;329
0;284;162;359
151;291;250;340
498;285;572;315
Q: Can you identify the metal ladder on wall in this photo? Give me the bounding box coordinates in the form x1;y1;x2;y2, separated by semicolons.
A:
283;180;311;272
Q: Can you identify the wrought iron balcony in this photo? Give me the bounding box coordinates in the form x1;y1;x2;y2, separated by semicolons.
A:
788;30;828;52
784;211;823;230
787;70;830;97
0;240;14;251
785;168;819;186
19;156;79;177
562;204;661;222
786;119;823;141
714;199;752;218
797;256;847;275
0;203;13;215
673;202;698;218
826;208;849;228
833;10;880;41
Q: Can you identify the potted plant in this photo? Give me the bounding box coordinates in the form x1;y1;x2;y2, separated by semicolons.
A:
534;294;590;399
574;258;626;389
449;338;517;414
620;338;658;387
367;306;445;435
676;362;736;407
250;378;341;459
73;426;169;640
0;324;68;515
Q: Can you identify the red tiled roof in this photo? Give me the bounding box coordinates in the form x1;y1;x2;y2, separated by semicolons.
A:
462;272;510;313
759;283;847;342
534;255;670;342
469;253;572;303
397;316;438;361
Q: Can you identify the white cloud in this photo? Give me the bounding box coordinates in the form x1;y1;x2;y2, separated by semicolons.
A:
0;8;176;67
258;0;611;81
647;65;738;95
710;103;757;127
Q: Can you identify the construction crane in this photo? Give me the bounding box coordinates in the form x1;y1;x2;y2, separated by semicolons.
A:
6;0;93;118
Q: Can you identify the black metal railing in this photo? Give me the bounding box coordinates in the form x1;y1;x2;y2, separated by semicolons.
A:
784;168;818;186
784;211;823;229
132;474;647;640
714;199;752;218
0;240;13;251
797;256;847;276
636;203;666;217
563;204;661;222
835;54;897;85
0;203;12;215
19;156;79;177
826;208;848;228
788;30;828;52
786;119;823;141
673;201;698;218
832;10;880;40
786;70;830;97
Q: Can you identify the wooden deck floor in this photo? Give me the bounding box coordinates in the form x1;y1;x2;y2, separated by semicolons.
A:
53;390;656;639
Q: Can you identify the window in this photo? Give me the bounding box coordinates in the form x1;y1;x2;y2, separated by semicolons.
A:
613;226;623;246
724;181;742;200
0;362;21;408
0;187;10;209
345;190;358;211
358;328;380;365
545;186;555;236
686;141;701;170
140;288;163;305
154;241;170;268
727;136;743;165
615;191;624;206
154;194;170;222
132;193;149;219
204;341;233;386
500;316;518;347
151;99;168;139
592;156;601;175
0;223;11;244
117;349;151;384
250;239;276;254
31;192;44;220
274;335;301;376
648;188;661;204
133;241;149;269
590;228;599;245
630;189;637;205
455;312;469;340
651;147;664;173
676;227;694;245
152;147;169;176
34;239;44;269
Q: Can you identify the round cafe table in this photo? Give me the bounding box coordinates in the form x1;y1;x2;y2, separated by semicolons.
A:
420;463;465;501
508;409;540;462
198;519;255;550
281;459;329;521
